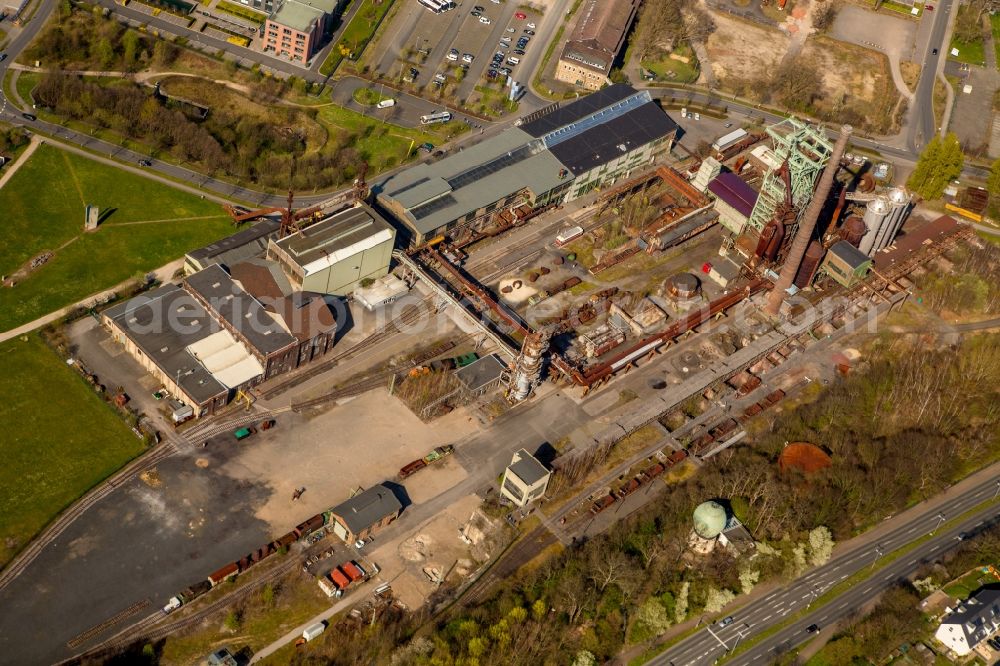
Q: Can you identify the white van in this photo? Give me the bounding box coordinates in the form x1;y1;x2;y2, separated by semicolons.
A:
302;622;326;641
377;98;395;109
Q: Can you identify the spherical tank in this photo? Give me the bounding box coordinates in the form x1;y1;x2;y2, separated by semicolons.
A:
668;273;701;299
693;501;728;540
793;240;825;289
840;216;867;247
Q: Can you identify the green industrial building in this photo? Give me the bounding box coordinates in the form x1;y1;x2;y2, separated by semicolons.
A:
266;203;395;296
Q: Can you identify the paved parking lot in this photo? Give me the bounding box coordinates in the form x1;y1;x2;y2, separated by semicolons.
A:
374;2;542;108
947;65;999;151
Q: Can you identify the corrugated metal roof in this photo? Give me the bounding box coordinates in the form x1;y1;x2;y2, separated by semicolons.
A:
708;173;759;218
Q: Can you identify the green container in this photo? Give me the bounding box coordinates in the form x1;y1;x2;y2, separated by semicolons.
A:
566;253;576;262
234;427;253;440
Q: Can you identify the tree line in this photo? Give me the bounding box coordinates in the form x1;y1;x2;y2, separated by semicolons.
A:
34;74;366;190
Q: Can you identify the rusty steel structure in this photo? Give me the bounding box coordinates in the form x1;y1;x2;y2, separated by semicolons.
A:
509;329;552;402
766;124;853;316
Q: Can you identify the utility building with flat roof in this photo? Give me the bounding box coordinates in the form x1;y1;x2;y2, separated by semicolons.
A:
267;203;395;296
376;85;676;246
500;449;551;507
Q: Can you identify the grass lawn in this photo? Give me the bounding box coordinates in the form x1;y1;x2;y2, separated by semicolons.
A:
942;568;992;599
0;144;232;331
320;0;397;75
351;86;391;105
991;14;1000;67
0;335;146;568
314;103;452;169
641;46;700;84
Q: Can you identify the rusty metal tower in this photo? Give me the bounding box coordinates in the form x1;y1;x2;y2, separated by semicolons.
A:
509;329;551;402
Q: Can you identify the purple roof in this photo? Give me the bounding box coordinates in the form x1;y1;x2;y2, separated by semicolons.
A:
707;172;759;218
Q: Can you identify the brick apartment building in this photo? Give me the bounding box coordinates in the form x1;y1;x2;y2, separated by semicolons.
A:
261;0;338;63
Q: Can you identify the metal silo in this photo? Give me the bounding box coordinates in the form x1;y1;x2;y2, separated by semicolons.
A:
859;195;890;256
874;187;911;252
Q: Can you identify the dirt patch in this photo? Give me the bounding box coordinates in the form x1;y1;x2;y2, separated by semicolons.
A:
195;458;210;468
139;469;162;487
3;251;54;287
900;61;921;92
399;533;433;562
801;36;884;106
704;10;791;88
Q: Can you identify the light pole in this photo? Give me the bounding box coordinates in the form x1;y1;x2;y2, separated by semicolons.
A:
871;544;884;569
730;623;750;652
931;512;946;536
993;479;1000;499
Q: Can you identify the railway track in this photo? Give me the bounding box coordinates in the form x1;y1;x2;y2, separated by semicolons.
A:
257;299;434;400
70;554;301;663
0;437;179;595
290;339;460;412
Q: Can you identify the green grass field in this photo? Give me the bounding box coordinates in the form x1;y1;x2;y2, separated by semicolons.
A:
320;0;396;75
991;14;1000;68
0;335;146;568
0;144;232;331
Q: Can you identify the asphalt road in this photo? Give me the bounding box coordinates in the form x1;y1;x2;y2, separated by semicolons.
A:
647;473;1000;665
908;0;953;153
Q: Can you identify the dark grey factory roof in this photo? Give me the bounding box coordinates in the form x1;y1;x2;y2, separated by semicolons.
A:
547;101;677;175
103;285;229;404
519;84;638;137
184;264;298;357
331;484;403;534
829;240;872;269
507;449;550;487
455;354;507;392
186;219;280;268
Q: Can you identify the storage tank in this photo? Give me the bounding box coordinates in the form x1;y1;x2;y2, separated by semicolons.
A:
839;215;866;247
873;186;911;252
793;240;825;289
859;195;890;256
667;273;701;300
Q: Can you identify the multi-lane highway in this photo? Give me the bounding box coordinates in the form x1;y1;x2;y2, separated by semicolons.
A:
648;473;1000;665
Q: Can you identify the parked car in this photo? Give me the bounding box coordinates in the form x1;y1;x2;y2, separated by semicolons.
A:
419;142;434;152
719;616;734;627
523;29;534;35
513;49;525;56
931;47;939;55
471;9;481;16
474;4;484;9
0;53;7;62
446;48;459;61
138;159;153;167
462;53;474;63
526;21;535;28
506;26;515;33
515;11;526;18
507;56;520;65
479;15;491;24
806;623;820;633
